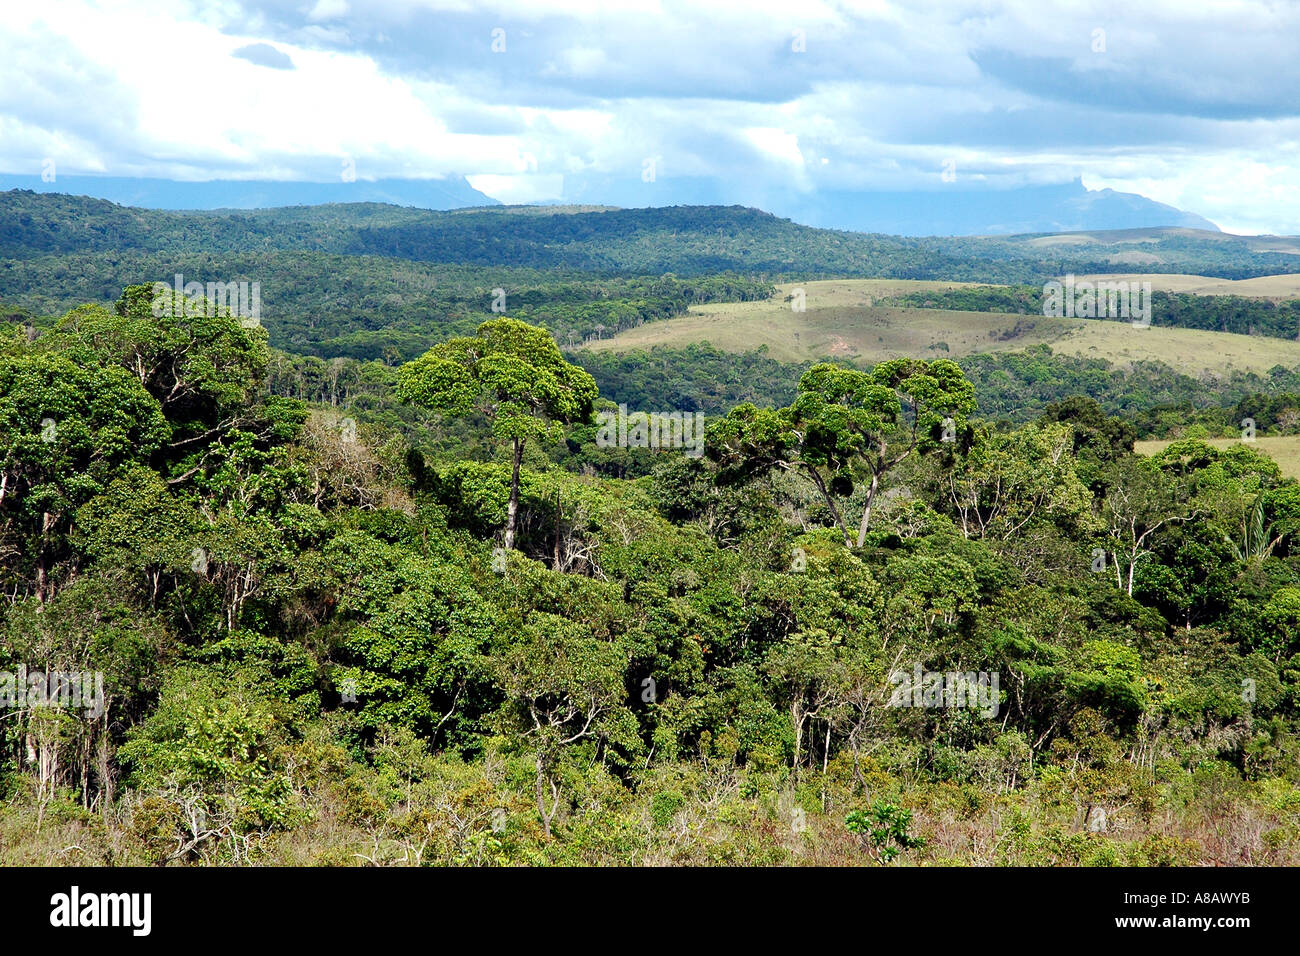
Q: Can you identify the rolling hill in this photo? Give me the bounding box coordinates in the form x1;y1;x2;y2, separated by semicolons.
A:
4;191;1300;282
1073;272;1300;297
588;279;1300;377
4;192;1300;378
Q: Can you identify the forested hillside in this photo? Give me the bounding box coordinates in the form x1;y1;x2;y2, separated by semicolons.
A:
1;285;1298;866
6;192;1300;355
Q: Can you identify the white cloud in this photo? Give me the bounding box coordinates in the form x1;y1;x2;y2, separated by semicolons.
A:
744;128;805;168
307;0;350;21
466;172;564;203
1;0;1298;231
1089;158;1300;235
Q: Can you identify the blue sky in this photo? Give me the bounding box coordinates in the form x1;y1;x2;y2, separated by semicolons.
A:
2;0;1298;234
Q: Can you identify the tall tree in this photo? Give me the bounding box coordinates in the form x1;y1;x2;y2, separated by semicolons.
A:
710;359;975;547
396;318;597;550
0;352;169;601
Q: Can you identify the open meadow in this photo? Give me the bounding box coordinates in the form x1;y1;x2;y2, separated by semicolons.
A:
590;279;1300;376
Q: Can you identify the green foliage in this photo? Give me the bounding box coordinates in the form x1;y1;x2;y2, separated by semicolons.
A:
846;802;926;864
4;271;1300;867
711;358;977;547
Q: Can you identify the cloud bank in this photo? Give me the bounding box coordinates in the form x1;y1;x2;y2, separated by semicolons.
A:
2;0;1297;233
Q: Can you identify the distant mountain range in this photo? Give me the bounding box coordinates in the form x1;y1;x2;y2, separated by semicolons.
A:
0;174;498;212
0;172;1216;237
556;175;1220;236
800;180;1221;236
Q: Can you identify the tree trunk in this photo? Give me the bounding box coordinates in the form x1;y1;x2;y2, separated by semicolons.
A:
856;470;882;548
792;700;805;768
553;488;563;570
504;437;524;551
806;468;852;547
535;755;558;838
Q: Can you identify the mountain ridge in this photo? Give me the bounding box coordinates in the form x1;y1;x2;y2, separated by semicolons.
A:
0;174;498;212
0;173;1216;236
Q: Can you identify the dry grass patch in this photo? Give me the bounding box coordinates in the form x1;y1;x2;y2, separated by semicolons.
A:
1136;435;1300;480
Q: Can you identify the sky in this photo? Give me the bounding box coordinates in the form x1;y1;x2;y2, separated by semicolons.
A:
2;0;1298;234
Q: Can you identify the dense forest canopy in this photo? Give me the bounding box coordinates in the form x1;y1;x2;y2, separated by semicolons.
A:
3;193;1300;866
1;269;1298;865
7;191;1299;280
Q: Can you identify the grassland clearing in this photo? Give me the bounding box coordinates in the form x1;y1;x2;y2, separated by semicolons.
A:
590;279;1300;375
1136;435;1300;479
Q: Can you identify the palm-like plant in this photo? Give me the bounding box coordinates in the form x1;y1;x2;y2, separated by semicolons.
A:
1227;496;1285;562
